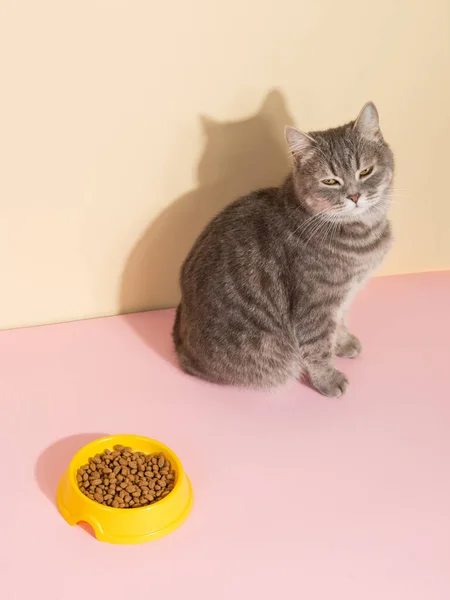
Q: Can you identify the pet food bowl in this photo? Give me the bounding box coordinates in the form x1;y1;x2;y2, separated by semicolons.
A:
57;434;193;544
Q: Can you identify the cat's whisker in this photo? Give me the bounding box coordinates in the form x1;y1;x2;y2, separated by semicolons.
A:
303;220;327;245
321;218;337;251
287;214;320;241
303;208;347;246
316;212;337;251
288;208;332;240
304;209;348;243
369;204;390;224
303;217;331;246
387;193;407;202
317;218;333;245
369;203;386;216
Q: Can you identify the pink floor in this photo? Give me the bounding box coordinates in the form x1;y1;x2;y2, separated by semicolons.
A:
2;272;450;599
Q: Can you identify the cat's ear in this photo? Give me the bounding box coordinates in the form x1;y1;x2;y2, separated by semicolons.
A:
285;126;315;159
354;102;382;139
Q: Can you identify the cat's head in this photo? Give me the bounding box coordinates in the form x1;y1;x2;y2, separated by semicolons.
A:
285;103;394;223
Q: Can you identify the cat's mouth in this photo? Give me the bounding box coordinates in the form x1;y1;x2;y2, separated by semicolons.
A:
350;203;367;213
345;200;388;224
332;202;375;223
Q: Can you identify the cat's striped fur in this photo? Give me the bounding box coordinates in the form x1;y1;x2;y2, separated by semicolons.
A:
173;103;394;396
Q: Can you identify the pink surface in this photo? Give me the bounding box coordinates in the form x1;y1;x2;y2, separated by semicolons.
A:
1;272;450;599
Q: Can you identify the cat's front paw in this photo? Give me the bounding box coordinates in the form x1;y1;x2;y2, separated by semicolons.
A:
335;332;362;358
311;368;349;398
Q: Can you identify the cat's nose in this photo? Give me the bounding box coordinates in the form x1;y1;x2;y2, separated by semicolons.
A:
347;193;360;204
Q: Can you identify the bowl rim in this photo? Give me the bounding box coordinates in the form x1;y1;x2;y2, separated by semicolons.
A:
68;434;183;513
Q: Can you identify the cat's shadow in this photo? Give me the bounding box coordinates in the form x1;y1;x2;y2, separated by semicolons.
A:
119;89;295;363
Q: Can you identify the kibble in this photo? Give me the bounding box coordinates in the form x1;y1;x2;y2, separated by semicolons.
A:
77;445;176;509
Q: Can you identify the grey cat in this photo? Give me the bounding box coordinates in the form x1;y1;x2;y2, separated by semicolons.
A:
173;103;394;397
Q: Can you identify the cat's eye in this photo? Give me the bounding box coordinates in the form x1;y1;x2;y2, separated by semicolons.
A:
322;178;339;186
359;166;373;177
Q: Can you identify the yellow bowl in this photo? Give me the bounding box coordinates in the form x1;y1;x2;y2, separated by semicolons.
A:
57;434;193;544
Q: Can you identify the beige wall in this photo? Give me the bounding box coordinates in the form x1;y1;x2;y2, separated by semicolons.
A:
1;0;450;330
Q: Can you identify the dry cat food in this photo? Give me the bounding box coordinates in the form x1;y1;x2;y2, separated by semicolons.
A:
76;445;175;508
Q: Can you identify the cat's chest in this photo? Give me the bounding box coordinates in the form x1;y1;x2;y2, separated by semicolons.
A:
290;220;392;291
341;228;392;300
344;242;388;288
338;221;392;272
